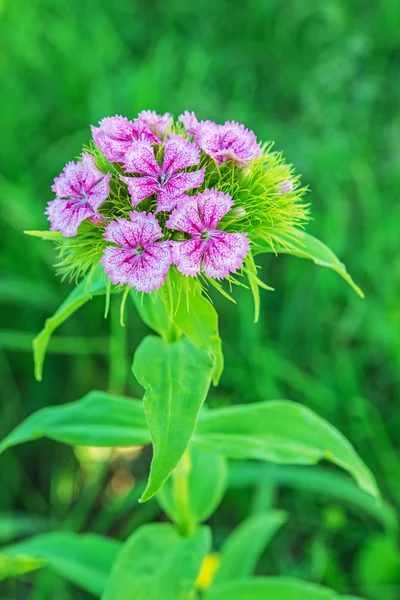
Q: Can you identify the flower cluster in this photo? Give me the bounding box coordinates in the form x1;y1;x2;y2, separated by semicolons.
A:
46;110;308;294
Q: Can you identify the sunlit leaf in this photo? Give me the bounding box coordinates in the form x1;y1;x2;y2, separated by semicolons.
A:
133;335;213;501
102;523;210;600
1;532;120;595
194;400;378;498
0;391;149;454
253;230;363;297
211;511;287;586
33;264;108;381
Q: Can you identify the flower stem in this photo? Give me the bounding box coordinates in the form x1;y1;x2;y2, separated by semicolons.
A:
173;450;195;536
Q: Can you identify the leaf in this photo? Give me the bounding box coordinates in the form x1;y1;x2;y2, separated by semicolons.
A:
0;513;49;544
1;532;120;595
211;511;287;586
157;446;228;530
204;577;361;600
132;336;213;502
33;264;108;381
24;230;64;241
0;554;44;580
132;271;224;385
102;523;210;600
194;400;378;499
254;230;364;297
0;391;149;455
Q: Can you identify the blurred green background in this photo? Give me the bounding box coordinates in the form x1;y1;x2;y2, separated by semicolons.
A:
1;0;400;598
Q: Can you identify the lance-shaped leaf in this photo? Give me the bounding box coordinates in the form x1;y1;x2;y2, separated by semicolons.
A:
133;335;213;502
1;532;120;595
204;577;366;600
0;391;149;454
253;230;363;297
34;264;108;381
102;523;210;600
132;271;223;384
194;400;378;499
211;511;287;587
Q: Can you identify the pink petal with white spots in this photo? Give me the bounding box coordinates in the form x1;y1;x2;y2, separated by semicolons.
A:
46;199;93;237
120;175;158;207
156;168;205;213
87;172;112;211
196;189;233;229
137;110;173;139
91;115;158;163
101;241;171;292
178;111;199;136
166;198;204;235
202;231;249;278
195;121;221;159
123;142;160;176
172;238;205;276
104;211;163;248
162;135;200;175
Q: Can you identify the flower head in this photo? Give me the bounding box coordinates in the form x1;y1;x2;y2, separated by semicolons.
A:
278;180;294;194
101;211;172;292
178;111;199;136
46;153;111;237
91;116;159;163
137;110;173;139
196;121;260;167
166;189;249;278
120;135;205;213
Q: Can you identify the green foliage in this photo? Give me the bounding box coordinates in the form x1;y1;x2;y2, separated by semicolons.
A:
211;511;287;586
101;523;210;600
1;533;120;595
157;446;228;532
132;335;213;501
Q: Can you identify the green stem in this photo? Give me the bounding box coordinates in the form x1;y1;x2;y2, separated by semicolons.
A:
108;297;128;393
173;451;195;536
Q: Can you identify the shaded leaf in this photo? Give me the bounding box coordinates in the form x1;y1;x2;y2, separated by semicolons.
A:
133;336;213;502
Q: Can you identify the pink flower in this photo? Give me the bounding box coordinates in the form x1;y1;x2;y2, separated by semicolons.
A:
278;180;294;194
91;115;159;163
178;111;199;136
195;121;260;167
46;153;111;237
166;189;249;278
101;211;172;293
137;110;173;139
120;135;205;213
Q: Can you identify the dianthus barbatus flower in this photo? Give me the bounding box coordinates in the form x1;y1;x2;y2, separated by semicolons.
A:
166;189;249;278
196;121;260;167
46;153;111;237
91;116;159;163
101;211;172;293
120;135;205;213
137;110;173;139
178;111;199;136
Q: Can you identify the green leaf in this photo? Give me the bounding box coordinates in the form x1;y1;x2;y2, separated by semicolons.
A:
205;577;361;600
1;532;120;595
33;264;108;381
0;554;44;580
254;230;364;297
211;511;287;586
102;523;210;600
194;400;378;499
0;391;149;455
0;513;48;544
157;446;228;530
132;271;224;385
133;336;213;502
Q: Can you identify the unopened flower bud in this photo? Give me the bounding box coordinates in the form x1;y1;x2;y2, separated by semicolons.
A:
278;180;294;194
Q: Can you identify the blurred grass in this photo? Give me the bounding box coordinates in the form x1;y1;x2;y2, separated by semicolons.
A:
1;0;400;598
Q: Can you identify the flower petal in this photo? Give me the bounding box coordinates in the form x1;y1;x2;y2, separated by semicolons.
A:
91;115;158;163
162;135;200;175
202;231;249;278
87;172;112;211
101;241;171;292
120;175;158;207
166;198;203;235
46;199;93;237
195;121;221;161
156;168;205;213
104;211;163;248
137;110;173;139
196;189;233;229
123;142;160;176
178;111;199;136
172;238;204;276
